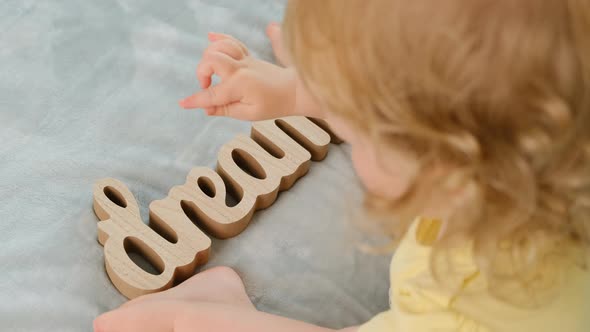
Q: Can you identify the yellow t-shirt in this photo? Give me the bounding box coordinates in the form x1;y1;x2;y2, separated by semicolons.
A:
359;218;589;332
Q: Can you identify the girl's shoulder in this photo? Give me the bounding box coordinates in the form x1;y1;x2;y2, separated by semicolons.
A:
386;217;590;332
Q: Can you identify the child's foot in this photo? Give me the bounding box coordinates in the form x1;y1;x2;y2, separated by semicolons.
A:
266;22;290;66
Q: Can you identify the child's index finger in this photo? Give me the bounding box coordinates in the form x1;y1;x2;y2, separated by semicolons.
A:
179;92;211;109
179;81;239;110
208;32;231;42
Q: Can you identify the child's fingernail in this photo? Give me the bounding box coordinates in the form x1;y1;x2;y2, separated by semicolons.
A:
179;99;188;108
267;23;278;33
208;32;218;41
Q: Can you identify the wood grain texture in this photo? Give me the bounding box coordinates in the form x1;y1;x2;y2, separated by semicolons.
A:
93;179;211;299
306;117;344;144
92;116;334;299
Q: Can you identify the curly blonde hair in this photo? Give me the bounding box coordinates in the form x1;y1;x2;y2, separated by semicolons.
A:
284;0;590;306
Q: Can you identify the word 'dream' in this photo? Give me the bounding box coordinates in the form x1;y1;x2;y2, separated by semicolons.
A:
92;116;336;299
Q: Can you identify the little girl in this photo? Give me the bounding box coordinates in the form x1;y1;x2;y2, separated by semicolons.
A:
94;1;590;331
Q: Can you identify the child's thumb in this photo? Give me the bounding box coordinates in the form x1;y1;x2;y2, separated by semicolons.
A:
266;22;290;67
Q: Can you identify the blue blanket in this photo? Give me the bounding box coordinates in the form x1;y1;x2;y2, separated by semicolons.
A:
0;1;389;330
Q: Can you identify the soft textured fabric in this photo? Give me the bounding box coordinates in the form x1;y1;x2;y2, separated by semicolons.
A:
0;1;391;331
359;219;589;332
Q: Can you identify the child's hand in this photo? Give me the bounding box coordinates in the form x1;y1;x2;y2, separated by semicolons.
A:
179;32;296;121
93;267;341;332
266;22;291;67
93;267;256;332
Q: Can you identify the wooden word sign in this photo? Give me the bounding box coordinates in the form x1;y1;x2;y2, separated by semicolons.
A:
92;116;339;299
